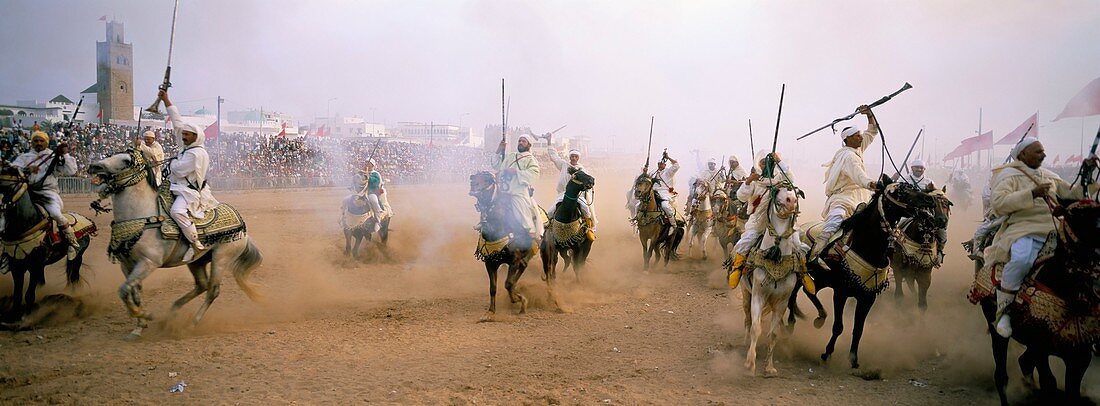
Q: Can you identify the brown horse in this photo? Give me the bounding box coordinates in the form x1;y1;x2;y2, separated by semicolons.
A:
711;189;745;261
470;171;537;321
969;201;1100;405
632;174;684;270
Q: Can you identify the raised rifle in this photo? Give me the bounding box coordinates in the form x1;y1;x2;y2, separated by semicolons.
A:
899;127;924;173
797;82;913;140
762;84;785;178
1001;123;1035;164
145;0;181;115
748;118;755;164
644;116;655;171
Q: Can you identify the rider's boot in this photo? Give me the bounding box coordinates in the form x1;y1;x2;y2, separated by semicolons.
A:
181;225;206;262
994;289;1016;338
61;225;79;260
807;232;834;272
727;252;746;289
585;216;596;241
800;272;817;295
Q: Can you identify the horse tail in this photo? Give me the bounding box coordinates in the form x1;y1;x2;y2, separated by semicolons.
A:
64;245;85;287
230;238;264;302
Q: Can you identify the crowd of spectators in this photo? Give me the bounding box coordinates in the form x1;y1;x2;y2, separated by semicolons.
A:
0;123;501;188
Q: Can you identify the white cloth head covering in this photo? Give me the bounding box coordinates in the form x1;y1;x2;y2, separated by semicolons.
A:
366;158;377;167
840;126;860;139
176;121;205;146
1011;136;1040;161
728;155;739;164
568;149;581;157
910;159;925;168
707;157;717;164
143;130;156;139
517;134;532;144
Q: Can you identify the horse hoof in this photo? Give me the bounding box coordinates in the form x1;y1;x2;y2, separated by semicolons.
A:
124;330;143;341
764;367;778;377
813;317;826;329
517;297;529;315
820;353;830;362
478;313;495;323
850;362;860;369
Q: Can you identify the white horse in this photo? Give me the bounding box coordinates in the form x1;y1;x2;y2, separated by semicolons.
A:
87;148;263;339
684;178;713;260
739;185;805;376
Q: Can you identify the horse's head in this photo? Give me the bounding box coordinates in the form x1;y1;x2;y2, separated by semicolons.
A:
691;178;709;196
87;148;152;196
880;175;936;222
469;171;496;197
929;188;952;229
1066;201;1100;250
0;166;28;211
567;167;595;192
772;185;800;219
634;174;654;195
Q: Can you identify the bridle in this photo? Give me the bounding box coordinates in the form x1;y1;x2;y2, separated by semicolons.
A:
96;149;150;197
0;173;28;211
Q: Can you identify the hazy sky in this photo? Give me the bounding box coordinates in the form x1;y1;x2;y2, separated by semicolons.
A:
2;0;1099;165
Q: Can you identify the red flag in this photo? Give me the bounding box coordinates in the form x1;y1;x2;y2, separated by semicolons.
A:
1067;154;1082;164
278;122;287;138
943;131;993;161
1052;154;1061;165
1055;77;1100;121
96;108;102;119
204;120;219;140
98;15;107;21
315;124;326;137
995;113;1039;145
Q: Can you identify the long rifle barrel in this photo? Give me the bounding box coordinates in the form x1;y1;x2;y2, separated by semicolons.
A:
644;116;655;169
797;82;913;140
67;95;84;130
900;128;924;173
500;78;506;161
748;118;755;163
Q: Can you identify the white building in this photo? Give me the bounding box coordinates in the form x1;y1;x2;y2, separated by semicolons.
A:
393;122;471;145
313;115;386;138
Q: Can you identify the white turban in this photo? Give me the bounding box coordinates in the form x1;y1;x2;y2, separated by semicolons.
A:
176;121;205;146
840;126;860;139
910;159;925;168
366;158;377;167
517;134;532;144
729;155;739;164
143;130;156;139
568;149;581;157
1011;137;1040;161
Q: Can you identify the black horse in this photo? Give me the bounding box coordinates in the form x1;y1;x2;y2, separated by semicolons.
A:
340;194;391;260
800;175;935;368
540;168;595;311
892;188;951;311
470;171;538;321
973;201;1100;405
0;167;94;322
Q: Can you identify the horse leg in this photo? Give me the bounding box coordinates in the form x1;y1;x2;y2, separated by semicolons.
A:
505;256;528;315
480;262;499;322
1063;348;1091;400
742;283;753;348
982;299;1011;406
700;228;709;261
640;236;652;270
745;271;764;374
893;270;905;303
119;261;157;338
343;229;352;256
170;262;209;313
543;244;562;312
822;292;846;362
847;293;877;369
7;269;25;320
353;234;364;259
916;271;931;312
190;260;222;326
24;267;45;314
806;289;828;329
764;279;795;377
1031;350;1058;396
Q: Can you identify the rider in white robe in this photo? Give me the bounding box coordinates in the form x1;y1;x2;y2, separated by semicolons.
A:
136;130;166;185
10;131;79;257
490;134;543;241
548;147;596;229
809;105;879;268
163;90;219;260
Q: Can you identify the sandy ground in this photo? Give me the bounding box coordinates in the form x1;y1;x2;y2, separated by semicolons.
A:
0;169;1097;405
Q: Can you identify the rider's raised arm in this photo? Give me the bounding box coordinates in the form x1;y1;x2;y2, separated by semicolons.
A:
547;146;567;170
56;151;78;177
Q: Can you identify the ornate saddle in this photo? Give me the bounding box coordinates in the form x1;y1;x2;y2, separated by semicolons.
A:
108;183;246;261
968;231;1100;346
801;220;891;294
2;209;97;261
